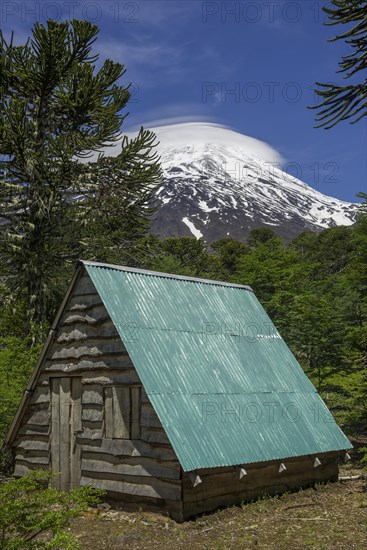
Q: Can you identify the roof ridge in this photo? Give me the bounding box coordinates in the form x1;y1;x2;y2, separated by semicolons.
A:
80;260;253;291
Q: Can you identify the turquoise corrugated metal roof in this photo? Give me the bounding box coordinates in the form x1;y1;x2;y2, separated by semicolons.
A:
84;261;352;471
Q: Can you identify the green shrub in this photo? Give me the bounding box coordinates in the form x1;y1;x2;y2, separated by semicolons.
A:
0;337;42;472
0;469;104;549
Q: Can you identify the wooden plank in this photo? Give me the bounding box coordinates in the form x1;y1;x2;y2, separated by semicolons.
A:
141;403;162;429
59;377;71;491
141;428;171;445
28;402;49;411
81;455;180;480
183;463;339;519
56;329;92;345
66;303;103;313
81;369;139;383
66;295;103;311
141;388;149;403
82;386;104;406
43;359;135;374
82;406;103;422
131;386;141;439
81;427;103;440
80;474;181;501
18;425;49;436
51;378;60;490
183;470;241;503
59;313;109;327
81;438;177;462
113;387;130;439
14;463;32;477
49;338;127;361
104;387;114;439
74;275;98;295
15;438;49;452
183;492;250;519
56;321;118;344
24;407;49;426
182;455;340;506
70;377;82;489
82;421;103;432
15;453;49;465
59;304;110;327
30;386;50;405
58;315;112;329
52;336;126;354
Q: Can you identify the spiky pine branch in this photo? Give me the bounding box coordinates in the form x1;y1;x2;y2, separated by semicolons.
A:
311;0;367;128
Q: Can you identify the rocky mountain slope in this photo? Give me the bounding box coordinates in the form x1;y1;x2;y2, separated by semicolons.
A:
147;123;358;243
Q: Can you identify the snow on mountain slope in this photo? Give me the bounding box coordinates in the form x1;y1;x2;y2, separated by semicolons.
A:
147;123;359;243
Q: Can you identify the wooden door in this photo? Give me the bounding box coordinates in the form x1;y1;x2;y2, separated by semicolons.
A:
51;377;82;490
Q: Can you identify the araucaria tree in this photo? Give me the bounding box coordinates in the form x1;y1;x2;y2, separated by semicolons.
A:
312;0;367;128
0;20;162;333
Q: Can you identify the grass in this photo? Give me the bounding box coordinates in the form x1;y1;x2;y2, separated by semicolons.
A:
70;466;366;549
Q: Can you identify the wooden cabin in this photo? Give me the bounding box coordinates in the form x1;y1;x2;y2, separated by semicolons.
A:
5;261;352;521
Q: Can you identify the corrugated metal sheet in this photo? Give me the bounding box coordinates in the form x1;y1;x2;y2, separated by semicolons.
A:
84;262;352;471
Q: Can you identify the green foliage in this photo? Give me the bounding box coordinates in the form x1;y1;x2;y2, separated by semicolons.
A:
360;447;367;464
0;20;162;336
80;129;162;267
210;238;247;278
0;469;103;549
246;227;279;248
148;237;220;278
0;337;41;449
285;291;346;391
325;370;367;429
311;0;367;128
233;229;306;316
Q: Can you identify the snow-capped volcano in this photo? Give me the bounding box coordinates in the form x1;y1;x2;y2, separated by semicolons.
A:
147;122;358;243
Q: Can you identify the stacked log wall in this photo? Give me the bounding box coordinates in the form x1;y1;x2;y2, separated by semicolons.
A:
182;451;339;519
12;271;183;520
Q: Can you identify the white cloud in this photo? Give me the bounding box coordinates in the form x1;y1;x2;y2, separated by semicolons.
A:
149;122;285;164
87;120;285;165
131;1;198;28
97;38;185;87
100;41;180;65
124;103;219;131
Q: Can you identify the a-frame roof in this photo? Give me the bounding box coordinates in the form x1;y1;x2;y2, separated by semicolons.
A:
6;261;352;470
83;261;351;471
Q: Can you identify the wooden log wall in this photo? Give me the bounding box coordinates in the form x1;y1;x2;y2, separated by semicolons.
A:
182;451;339;519
12;271;183;520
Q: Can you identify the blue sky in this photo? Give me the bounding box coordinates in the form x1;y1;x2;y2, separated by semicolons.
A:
2;0;366;202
